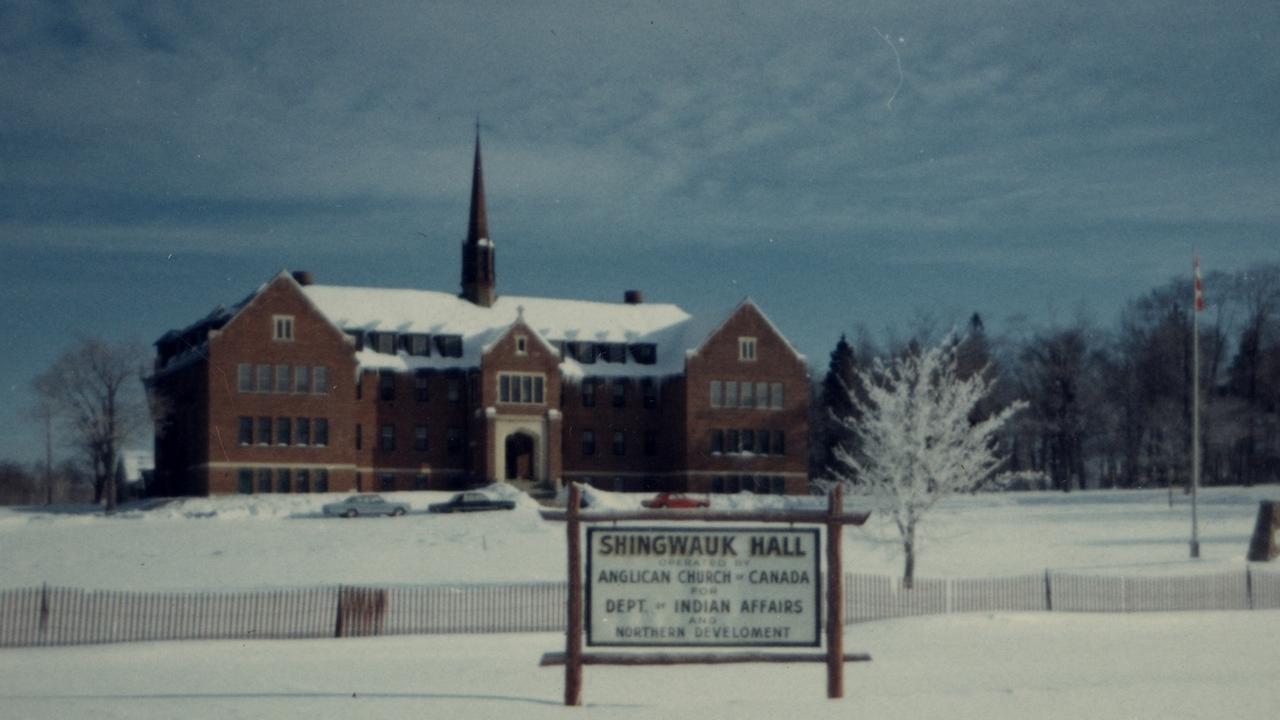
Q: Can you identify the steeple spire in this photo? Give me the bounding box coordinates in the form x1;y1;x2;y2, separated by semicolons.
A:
461;122;496;307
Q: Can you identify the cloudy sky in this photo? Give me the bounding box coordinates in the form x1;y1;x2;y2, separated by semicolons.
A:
2;1;1278;464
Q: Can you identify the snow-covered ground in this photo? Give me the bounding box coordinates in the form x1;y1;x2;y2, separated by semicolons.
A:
1;612;1276;719
0;485;1275;591
2;485;1279;718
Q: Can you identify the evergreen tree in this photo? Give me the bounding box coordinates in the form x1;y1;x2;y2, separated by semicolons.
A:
819;335;863;482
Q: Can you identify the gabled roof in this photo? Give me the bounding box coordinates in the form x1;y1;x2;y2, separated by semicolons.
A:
302;284;698;376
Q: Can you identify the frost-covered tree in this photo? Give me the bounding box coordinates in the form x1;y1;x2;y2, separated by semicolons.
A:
833;337;1025;588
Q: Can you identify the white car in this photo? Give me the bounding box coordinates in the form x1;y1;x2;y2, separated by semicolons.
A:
322;494;410;518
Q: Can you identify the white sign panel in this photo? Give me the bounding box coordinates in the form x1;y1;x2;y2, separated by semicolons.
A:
586;527;821;647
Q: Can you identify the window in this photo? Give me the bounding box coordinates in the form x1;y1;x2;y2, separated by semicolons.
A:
447;427;462;455
257;469;272;493
644;430;657;456
770;383;784;409
355;423;362;450
257;364;272;393
273;315;294;341
294;366;311;394
709;380;722;408
727;429;740;454
376;332;396;354
570;342;596;364
612;431;626;456
724;381;738;408
774;431;785;455
582;430;596;456
314;418;329;447
379;371;395;401
611;379;627;408
313;366;328;395
380;474;396;492
237;469;253;494
296;469;310;494
410;334;431;357
316;469;329;493
741;429;755;454
436;335;463;358
256;417;272;445
712;476;725;493
415;371;430;402
415;473;429;490
515;335;528;355
740;381;754;408
346;329;365;350
498;373;545;404
630;343;656;365
380;424;395;451
447;378;461;404
739;336;757;361
601;343;627;363
276;468;291;493
758;429;771;455
276;417;291;446
238;364;254;393
756;382;769;409
710;429;724;454
414;425;429;451
296;417;310;446
238;417;253;446
771;477;786;494
581;379;597;407
275;364;291;393
641;378;657;409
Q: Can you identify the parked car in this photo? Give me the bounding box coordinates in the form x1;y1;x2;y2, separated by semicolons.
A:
323;494;410;518
641;492;710;509
428;492;517;513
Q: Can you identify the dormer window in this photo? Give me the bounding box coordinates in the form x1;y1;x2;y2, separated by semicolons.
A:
376;333;396;354
515;335;528;356
629;343;657;365
436;335;463;358
738;336;757;362
273;315;294;341
410;334;431;357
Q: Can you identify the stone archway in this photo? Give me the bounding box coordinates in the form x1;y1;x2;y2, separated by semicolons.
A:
505;432;536;481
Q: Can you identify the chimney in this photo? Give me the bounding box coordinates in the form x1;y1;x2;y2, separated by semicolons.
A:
292;271;314;286
624;290;644;305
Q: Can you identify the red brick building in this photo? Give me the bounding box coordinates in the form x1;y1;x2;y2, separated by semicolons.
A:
148;134;810;496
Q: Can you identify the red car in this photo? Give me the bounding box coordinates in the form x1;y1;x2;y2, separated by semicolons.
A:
641;492;710;509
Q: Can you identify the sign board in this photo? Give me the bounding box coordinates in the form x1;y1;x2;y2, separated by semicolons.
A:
586;527;821;647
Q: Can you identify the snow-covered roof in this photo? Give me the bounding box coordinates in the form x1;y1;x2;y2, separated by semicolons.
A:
302;285;698;376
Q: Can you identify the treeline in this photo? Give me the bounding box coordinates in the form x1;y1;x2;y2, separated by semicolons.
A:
814;262;1280;490
0;461;94;505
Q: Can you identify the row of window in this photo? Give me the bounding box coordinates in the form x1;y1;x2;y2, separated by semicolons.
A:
709;380;783;410
236;467;330;494
375;370;464;403
579;377;658;409
238;417;330;447
237;364;330;395
352;331;464;358
358;423;464;455
561;341;657;366
580;429;659;457
712;475;787;494
709;429;786;456
499;372;545;404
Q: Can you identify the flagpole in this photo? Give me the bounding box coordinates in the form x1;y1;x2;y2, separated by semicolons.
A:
1190;254;1201;559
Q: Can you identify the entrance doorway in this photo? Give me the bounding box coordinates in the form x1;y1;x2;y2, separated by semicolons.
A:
505;432;536;481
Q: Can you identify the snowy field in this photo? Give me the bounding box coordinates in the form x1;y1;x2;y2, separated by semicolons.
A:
1;613;1276;719
2;485;1279;718
0;485;1276;591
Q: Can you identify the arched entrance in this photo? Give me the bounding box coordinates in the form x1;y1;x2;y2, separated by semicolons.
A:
505;432;536;481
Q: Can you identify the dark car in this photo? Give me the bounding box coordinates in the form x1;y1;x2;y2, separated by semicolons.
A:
428;492;517;513
322;494;410;518
641;492;710;509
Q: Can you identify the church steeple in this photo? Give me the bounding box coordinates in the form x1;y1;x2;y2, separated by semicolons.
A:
461;123;496;307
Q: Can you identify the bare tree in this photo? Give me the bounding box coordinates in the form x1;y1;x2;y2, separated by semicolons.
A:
831;336;1025;588
33;338;148;513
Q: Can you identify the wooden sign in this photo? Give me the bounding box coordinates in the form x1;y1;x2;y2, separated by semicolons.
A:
586;527;821;647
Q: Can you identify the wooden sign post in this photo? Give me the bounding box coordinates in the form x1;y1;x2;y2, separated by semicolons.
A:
543;483;869;706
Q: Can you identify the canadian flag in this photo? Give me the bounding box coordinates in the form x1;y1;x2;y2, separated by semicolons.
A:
1194;255;1205;312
